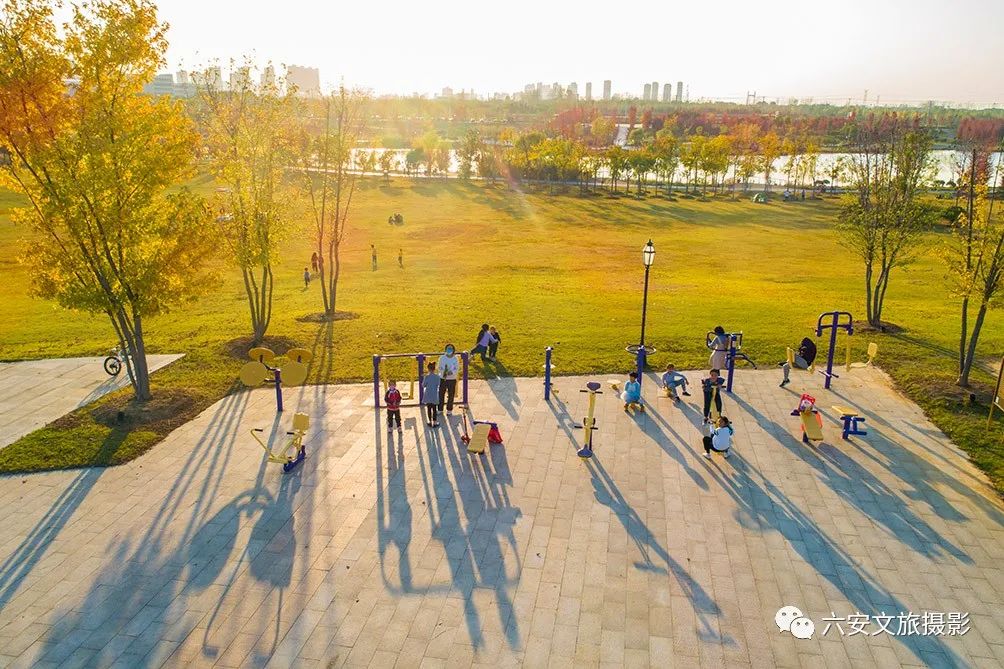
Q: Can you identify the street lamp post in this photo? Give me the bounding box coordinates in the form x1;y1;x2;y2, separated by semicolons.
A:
640;239;655;350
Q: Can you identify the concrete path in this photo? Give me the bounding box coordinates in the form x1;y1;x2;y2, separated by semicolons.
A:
0;355;185;448
0;367;1001;668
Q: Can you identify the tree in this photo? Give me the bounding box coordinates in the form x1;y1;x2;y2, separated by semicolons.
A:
296;86;367;318
944;122;1004;386
418;130;441;177
652;130;679;195
405;147;424;176
590;116;616;147
838;116;935;327
627;148;655;195
606;146;627;193
0;0;215;401
475;144;500;184
378;150;395;181
456;129;481;181
758;131;781;193
197;61;296;343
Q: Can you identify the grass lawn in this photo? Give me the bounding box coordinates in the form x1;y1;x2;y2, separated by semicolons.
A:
0;179;1002;492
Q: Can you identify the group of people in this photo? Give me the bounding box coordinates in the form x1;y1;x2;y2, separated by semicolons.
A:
470;324;502;362
383;344;463;431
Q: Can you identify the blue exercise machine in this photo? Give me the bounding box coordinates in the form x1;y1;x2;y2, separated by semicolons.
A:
816;312;853;390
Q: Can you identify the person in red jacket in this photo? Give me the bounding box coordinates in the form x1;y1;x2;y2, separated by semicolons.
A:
385;380;402;432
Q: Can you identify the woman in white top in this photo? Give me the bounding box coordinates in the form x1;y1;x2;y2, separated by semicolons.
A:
702;416;733;459
437;344;461;413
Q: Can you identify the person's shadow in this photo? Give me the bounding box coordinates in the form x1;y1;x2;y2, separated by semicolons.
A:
484;360;521;419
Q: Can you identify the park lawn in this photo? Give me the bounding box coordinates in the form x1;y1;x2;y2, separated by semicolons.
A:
0;179;1002;492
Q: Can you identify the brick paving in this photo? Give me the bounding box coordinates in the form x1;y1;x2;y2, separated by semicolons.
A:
0;366;1001;668
0;355;185;449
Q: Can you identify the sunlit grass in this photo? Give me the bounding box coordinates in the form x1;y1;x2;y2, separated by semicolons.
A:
0;179;1001;491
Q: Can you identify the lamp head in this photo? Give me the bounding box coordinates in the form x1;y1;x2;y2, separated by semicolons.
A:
643;239;655;266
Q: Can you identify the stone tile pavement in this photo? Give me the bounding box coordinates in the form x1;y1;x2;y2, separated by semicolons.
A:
0;355;185;449
0;366;1001;668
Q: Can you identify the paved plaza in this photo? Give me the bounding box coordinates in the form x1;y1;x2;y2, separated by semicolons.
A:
0;355;185;449
0;366;1002;668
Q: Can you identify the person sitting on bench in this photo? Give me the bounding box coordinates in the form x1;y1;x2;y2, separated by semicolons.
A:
702;416;733;459
780;336;818;387
621;372;641;409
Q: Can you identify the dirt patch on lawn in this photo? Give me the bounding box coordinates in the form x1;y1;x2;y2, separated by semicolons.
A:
223;335;303;360
52;388;201;435
295;311;359;323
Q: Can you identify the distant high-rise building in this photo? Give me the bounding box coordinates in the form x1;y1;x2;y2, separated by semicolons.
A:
261;65;276;89
651;81;659;101
676;81;683;102
143;73;174;97
286;65;321;97
603;80;611;100
585;82;592;101
196;66;222;92
440;86;454;98
176;70;189;85
174;70;195;98
568;82;578;99
229;66;251;92
643;83;651;101
663;83;672;102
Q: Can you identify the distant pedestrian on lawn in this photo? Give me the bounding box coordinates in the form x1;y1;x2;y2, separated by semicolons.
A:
311;252;318;274
780;336;818;387
708;326;729;370
661;364;690;401
702;416;733;459
371;244;377;271
303;267;310;288
398;248;403;268
488;326;501;361
437;344;460;413
422;361;441;427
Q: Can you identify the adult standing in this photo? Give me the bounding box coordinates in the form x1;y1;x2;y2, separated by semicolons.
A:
310;252;318;274
708;325;729;370
437;344;460;413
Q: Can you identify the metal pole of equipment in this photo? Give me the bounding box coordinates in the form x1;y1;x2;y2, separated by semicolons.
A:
372;355;381;408
274;368;284;413
544;346;553;401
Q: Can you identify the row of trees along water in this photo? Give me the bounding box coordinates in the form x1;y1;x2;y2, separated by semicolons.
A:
1;0;1002;400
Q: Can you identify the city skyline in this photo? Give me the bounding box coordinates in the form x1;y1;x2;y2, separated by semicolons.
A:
138;0;1004;105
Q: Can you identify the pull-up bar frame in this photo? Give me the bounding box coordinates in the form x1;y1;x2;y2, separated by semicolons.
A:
372;351;470;408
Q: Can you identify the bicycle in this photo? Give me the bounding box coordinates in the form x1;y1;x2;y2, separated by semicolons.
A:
103;345;128;376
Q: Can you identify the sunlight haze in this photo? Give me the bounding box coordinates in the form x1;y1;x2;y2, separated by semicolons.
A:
154;0;1004;104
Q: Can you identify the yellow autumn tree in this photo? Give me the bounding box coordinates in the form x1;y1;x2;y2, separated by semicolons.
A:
0;0;215;401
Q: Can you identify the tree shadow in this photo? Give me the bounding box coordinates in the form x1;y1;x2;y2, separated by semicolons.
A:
636;391;708;490
32;391;260;666
584;456;729;644
708;453;970;668
728;395;972;565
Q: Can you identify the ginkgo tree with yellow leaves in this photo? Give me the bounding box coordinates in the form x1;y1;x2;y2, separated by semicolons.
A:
0;0;216;401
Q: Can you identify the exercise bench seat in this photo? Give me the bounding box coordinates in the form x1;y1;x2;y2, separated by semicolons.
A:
832;405;868;440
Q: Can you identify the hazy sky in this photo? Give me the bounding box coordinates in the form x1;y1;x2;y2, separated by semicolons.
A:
153;0;1003;104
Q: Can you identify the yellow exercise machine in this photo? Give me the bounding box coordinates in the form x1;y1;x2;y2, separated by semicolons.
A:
250;412;309;472
846;342;878;371
577;381;603;458
786;347;817;375
239;347;310;412
790;393;823;444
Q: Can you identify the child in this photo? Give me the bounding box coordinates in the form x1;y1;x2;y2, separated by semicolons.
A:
701;369;725;423
470;323;497;362
421;361;441;427
661;364;691;401
384;380;402;431
488;326;501;361
702;416;733;459
303;267;310;288
621;372;641;410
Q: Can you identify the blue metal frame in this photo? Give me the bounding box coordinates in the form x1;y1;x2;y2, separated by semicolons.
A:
816;311;854;390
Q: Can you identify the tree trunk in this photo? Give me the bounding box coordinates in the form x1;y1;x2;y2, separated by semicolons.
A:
864;263;875;325
958;296;969;382
958;302;988;387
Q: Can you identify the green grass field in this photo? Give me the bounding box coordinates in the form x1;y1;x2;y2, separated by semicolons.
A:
1;179;1002;491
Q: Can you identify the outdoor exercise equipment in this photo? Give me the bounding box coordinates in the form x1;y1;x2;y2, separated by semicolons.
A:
466;419;503;455
250;412;309;472
785;346;817;375
624;345;652;389
831;405;868;440
609;378;644;414
704;383;723;422
543;345;560;400
816;311;854;389
705;330;758;393
239;347;310;412
989;356;1004;428
847;342;879;371
577;381;603;459
372;351;469;408
790;393;824;443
